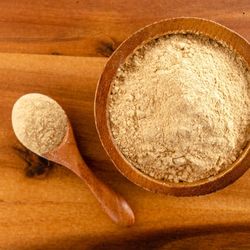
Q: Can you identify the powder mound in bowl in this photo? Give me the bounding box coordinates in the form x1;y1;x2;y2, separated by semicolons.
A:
12;93;67;156
108;33;250;183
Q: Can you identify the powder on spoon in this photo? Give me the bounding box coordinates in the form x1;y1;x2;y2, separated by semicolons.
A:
12;93;67;156
108;33;250;183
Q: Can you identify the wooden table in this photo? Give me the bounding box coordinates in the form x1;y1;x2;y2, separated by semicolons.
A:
0;1;249;249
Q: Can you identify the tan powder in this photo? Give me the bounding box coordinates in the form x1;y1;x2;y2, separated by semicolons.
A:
12;93;67;156
108;33;250;183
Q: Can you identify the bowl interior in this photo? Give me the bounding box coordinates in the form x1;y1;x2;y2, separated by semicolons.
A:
94;17;250;196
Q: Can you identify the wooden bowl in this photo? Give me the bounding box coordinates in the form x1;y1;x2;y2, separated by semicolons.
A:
94;17;250;196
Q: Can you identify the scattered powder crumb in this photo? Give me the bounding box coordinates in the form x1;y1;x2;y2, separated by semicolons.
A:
108;33;250;183
12;93;67;156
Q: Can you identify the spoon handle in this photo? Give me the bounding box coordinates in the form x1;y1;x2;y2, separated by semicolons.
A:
71;157;135;226
45;124;135;226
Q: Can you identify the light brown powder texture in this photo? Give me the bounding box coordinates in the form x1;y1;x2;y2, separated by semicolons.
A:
108;33;250;183
12;93;67;156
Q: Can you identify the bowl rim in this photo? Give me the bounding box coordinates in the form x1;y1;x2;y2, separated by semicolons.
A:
94;17;250;196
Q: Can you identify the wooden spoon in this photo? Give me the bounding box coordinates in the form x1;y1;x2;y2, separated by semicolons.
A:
44;120;135;226
12;94;135;226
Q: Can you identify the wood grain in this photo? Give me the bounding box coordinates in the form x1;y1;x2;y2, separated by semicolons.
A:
0;0;250;248
0;0;248;57
0;53;250;249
